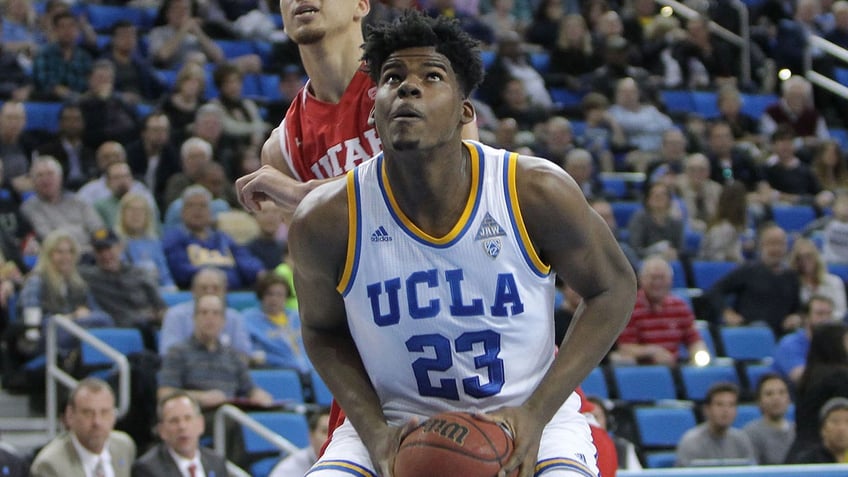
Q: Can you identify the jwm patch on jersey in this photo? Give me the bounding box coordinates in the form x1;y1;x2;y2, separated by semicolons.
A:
338;141;557;424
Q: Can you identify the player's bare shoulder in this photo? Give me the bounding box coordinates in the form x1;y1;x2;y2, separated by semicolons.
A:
289;175;351;265
513;154;584;210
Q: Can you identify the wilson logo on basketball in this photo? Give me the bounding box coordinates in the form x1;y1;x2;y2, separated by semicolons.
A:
420;418;469;446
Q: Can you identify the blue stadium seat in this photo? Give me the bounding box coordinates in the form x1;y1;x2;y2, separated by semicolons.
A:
679;363;740;401
734;403;761;428
156;69;179;89
161;290;193;307
691;91;720;119
85;5;152;32
241;74;263;99
227;291;259;311
24;102;63;132
771;205;816;233
250;369;304;403
570;120;586;138
744;363;776;394
258;74;283;101
243;411;309;459
836;68;848;87
831;128;848;151
530;51;550;73
684;230;703;256
692;260;737;290
215;40;256;59
828;263;848;284
633;406;696;448
600;176;627;199
81;328;145;366
719;326;776;362
739;94;777;118
549;88;584;108
644;451;677;468
611;365;677;402
669;260;688;289
481;50;496;69
611;201;642;229
660;90;695;115
310;369;333;406
581;367;609;399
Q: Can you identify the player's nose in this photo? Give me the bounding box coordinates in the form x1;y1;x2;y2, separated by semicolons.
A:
398;80;421;98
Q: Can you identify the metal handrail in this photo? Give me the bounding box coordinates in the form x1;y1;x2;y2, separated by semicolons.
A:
805;35;848;98
45;316;131;437
654;0;751;85
213;404;301;457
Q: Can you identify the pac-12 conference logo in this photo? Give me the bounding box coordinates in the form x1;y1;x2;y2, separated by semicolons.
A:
475;212;506;259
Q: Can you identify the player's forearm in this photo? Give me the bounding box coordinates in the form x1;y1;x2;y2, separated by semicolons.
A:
303;326;390;446
526;286;635;423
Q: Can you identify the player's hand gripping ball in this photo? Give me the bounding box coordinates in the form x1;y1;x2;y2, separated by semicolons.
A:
394;412;518;477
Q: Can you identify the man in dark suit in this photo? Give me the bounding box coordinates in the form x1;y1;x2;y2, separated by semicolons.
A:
132;391;229;477
35;103;97;191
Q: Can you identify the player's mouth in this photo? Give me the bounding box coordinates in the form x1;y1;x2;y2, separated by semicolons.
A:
391;105;423;121
294;4;319;17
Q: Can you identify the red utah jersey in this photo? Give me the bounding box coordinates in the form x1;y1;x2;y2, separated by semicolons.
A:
278;69;382;181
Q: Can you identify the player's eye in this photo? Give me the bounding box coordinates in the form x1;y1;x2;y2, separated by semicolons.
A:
382;72;401;84
426;71;444;81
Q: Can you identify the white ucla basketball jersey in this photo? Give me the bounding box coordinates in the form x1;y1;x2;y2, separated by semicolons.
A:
337;140;563;425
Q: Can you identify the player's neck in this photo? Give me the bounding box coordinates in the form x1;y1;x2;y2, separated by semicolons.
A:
300;33;365;104
385;142;471;236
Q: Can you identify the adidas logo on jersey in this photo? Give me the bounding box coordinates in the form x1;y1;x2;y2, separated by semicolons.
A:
371;226;393;242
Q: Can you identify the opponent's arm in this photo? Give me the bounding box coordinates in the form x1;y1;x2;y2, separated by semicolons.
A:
496;157;637;477
288;180;404;475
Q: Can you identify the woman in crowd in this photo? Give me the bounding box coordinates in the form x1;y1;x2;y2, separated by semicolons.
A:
698;182;750;262
209;63;268;150
628;181;684;260
812;140;848;193
160;61;206;149
115;192;176;291
789;237;847;321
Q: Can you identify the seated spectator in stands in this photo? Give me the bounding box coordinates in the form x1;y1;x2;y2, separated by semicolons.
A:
628;182;684;260
564;148;604;200
163;137;214;208
524;0;564;51
102;21;165;106
78;59;141;149
823;191;848;264
478;30;552;112
18;230;113;351
705;223;801;336
545;14;602;90
826;1;848;49
126;113;181;211
773;295;836;385
481;0;527;36
164;185;263;290
30;378;136;477
21;156;105;254
584;35;653;101
608;77;673;153
160;62;205;150
676;153;722;233
671;15;738;88
0;101;35;194
716;85;761;144
590;198;641;271
795;396;848;463
812;140;848;192
742;373;795;465
32;12;93;101
643;128;688;182
0;161;35;274
209;63;269;152
159;267;252;357
268;407;331;477
188;104;242;184
788;323;848;462
1;0;41;58
164;161;234;229
35;103;97;191
583;396;642;470
148;0;225;70
81;228;165;338
578;93;625;170
616;255;708;366
494;77;551;132
248;203;286;271
764;126;832;210
531;116;576;169
95;161;156;229
115;193;174;291
705;120;766;193
790;238;847;320
243;273;311;373
698;182;750;262
132;391;230;477
0;20;32;102
773;0;827;82
425;0;494;45
675;382;757;467
157;294;273;462
761;76;830;145
78;142;158;216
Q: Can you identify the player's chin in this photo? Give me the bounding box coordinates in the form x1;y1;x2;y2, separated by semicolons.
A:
389;138;421;152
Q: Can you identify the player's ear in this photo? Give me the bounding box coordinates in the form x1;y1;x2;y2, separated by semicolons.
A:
460;99;475;126
355;0;370;19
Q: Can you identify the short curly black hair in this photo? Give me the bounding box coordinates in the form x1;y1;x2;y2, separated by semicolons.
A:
361;11;484;99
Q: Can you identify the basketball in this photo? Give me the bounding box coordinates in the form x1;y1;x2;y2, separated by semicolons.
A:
394;411;517;477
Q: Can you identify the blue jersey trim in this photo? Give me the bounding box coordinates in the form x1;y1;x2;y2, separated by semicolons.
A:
306;459;377;477
534;457;598;477
502;151;551;278
339;166;365;297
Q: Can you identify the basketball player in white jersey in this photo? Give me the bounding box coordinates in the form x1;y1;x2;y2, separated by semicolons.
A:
289;12;637;477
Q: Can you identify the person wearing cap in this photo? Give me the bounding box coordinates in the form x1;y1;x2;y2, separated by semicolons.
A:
794;397;848;463
80;228;166;342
